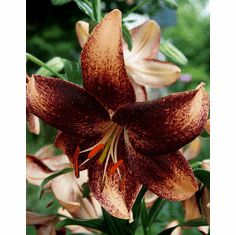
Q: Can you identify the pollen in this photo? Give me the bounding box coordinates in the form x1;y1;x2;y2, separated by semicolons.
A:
109;159;124;175
88;143;105;159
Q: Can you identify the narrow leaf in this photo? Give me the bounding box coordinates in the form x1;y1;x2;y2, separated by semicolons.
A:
51;0;72;5
194;169;210;190
148;198;166;226
200;129;210;138
36;57;64;76
38;168;73;198
158;218;208;235
74;0;93;18
141;200;148;234
26;53;65;79
56;218;106;232
122;24;133;51
162;0;178;10
63;59;83;85
130;187;147;232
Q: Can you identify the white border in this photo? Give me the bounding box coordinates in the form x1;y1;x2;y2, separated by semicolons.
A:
0;0;26;234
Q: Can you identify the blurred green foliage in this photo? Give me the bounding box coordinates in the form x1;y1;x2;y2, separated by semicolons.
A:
26;0;209;234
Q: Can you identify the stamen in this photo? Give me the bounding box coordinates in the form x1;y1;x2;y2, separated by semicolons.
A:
80;124;116;154
98;138;112;164
88;143;105;159
109;159;124;175
73;146;80;178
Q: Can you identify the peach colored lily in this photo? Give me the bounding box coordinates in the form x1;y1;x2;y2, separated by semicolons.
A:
27;10;209;221
26;145;102;230
76;16;180;91
183;159;210;234
26;211;60;235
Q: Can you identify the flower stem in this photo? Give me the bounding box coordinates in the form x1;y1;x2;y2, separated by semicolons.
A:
26;53;64;79
123;0;150;18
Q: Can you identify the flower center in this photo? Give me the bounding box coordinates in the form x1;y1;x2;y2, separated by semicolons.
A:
74;123;123;181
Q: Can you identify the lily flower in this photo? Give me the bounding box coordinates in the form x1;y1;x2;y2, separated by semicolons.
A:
27;9;209;221
26;211;62;235
183;159;210;234
76;15;180;90
26;145;102;224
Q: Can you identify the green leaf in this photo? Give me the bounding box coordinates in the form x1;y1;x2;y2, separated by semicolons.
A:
159;41;188;65
158;218;208;235
36;57;64;76
74;0;93;18
26;53;65;79
81;182;90;198
123;0;150;18
148;198;166;226
92;0;101;22
102;208;131;235
200;129;210;138
51;0;72;5
63;59;83;85
194;169;210;190
89;20;98;33
141;200;149;234
56;218;106;232
129;187;147;232
162;0;178;10
122;24;133;51
38;168;73;199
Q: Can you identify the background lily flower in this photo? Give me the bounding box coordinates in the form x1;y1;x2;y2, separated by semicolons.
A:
183;159;210;234
27;9;209;221
76;15;180;91
26;211;60;235
26;145;102;222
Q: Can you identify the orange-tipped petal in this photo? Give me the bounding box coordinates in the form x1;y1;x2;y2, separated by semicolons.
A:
81;9;135;111
204;119;210;134
113;83;209;155
183;137;201;161
125;136;198;201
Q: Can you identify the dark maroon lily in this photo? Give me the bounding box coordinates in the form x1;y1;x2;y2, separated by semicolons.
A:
26;9;209;221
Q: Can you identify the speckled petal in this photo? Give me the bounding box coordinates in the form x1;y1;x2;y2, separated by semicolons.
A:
113;83;209;155
126;59;180;88
81;9;135;111
125;137;198;201
27;75;110;136
75;20;89;48
54;131;104;168
124;20;160;61
88;137;141;221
